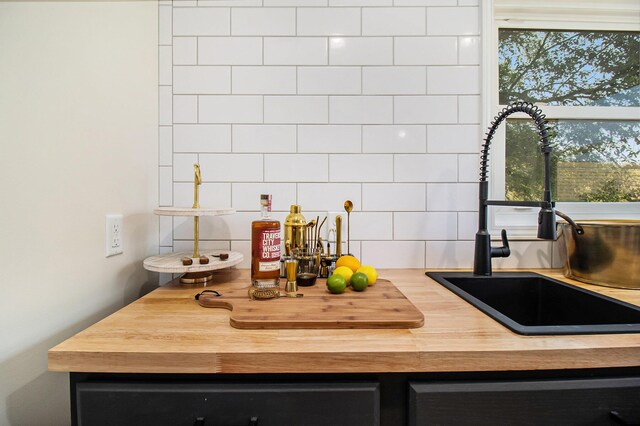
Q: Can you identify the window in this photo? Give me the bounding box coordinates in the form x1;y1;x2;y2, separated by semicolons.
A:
483;1;640;237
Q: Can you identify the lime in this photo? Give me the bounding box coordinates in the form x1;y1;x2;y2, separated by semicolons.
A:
333;266;353;285
356;265;378;286
326;274;347;294
350;272;368;291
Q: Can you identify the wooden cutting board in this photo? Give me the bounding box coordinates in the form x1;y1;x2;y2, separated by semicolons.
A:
196;278;424;330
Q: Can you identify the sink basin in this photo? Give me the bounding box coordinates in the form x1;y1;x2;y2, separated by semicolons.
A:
426;272;640;335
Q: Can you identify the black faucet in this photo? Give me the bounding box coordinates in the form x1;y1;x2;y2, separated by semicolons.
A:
474;102;583;276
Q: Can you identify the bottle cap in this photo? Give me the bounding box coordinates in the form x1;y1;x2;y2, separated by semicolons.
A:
260;194;272;211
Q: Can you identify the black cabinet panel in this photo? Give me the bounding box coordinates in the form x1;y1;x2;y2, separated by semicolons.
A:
409;377;640;426
76;382;379;426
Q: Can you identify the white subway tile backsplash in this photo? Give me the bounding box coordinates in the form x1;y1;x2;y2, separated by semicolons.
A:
458;153;480;182
395;0;455;4
174;182;231;208
394;154;457;182
329;96;393;124
298;67;361;95
427;7;479;36
159;166;173;206
350;212;393;240
394;96;457;124
264;96;328;124
362;67;426;95
173;66;230;94
232;125;296;153
297;8;361;36
264;37;328;65
394;37;458;65
298;183;362;211
457;211;478;240
427;66;479;95
425;240;474;268
173;153;199;181
427;183;477;211
362;183;426;211
330;0;390;5
330;154;393;182
394;212;457;240
232;67;297;95
199;154;264;182
363;125;426;153
159;126;173;166
458;95;480;124
231;240;251;268
159;87;173;125
159;7;173;46
427;125;480;154
265;0;326;5
173;8;230;36
160;216;173;246
362;8;426;36
199;95;263;124
264;154;329;182
329;37;392;65
198;37;263;65
362;241;425;268
231;8;296;36
459;36;480;65
493;241;554;269
159;46;172;85
175;213;256;240
231;183;297;211
173;37;197;65
173;95;198;123
200;0;261;5
174;124;231;152
298;125;361;153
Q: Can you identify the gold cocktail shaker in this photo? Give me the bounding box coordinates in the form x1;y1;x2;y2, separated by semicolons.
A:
284;205;306;256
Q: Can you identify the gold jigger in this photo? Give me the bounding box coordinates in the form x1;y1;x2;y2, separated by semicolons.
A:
284;259;298;297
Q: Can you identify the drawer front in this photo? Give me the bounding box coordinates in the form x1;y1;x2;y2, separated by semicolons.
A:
76;382;379;426
409;377;640;426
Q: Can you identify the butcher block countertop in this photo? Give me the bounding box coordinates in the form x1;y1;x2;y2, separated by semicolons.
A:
48;269;640;374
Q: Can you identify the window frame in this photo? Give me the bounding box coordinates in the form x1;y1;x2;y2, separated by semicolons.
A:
482;1;640;239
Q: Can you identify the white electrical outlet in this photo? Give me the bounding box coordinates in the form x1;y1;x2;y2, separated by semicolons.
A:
106;214;123;257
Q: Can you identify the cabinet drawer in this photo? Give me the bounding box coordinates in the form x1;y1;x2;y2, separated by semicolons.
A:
409;377;640;426
76;381;379;426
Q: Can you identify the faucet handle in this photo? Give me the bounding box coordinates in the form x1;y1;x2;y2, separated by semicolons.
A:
491;229;511;258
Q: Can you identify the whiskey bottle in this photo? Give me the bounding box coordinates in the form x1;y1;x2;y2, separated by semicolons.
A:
251;194;281;286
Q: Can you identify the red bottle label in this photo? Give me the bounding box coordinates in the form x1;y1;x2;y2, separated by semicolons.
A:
259;228;281;261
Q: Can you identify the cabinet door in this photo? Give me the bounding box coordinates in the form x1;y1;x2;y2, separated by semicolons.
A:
409;377;640;426
76;382;379;426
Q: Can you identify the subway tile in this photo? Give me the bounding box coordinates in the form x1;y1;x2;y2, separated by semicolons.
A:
362;241;425;268
175;212;256;240
159;6;172;45
297;8;361;36
232;183;297;211
173;37;197;65
425;240;474;268
395;0;455;4
394;37;457;65
350;212;393;240
232;125;296;153
159;126;173;166
458;95;480;124
427;183;477;211
330;154;393;182
159;166;173;206
265;0;326;5
173;153;199;181
173;0;197;5
362;183;426;211
230;241;251;268
173;8;230;36
174;124;231;152
174;182;231;208
264;37;328;65
362;8;426;36
199;153;264;182
394;154;457;182
329;96;393;124
458;153;480;182
199;95;263;124
298;125;361;153
363;66;426;95
173;241;230;255
173;95;198;124
159;87;172;125
264;96;328;124
173;66;230;94
330;0;390;5
427;124;480;154
329;37;392;65
159;216;173;247
298;183;362;211
428;66;480;95
493;241;554;269
198;37;262;65
232;8;296;36
298;67;361;95
427;7;479;36
457;211;478;240
232;67;296;95
159;46;172;85
264;154;329;182
459;36;480;65
394;96;457;124
362;125;426;153
200;0;261;5
394;212;457;240
458;0;479;5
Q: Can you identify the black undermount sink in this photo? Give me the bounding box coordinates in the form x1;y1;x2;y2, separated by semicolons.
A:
427;272;640;335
